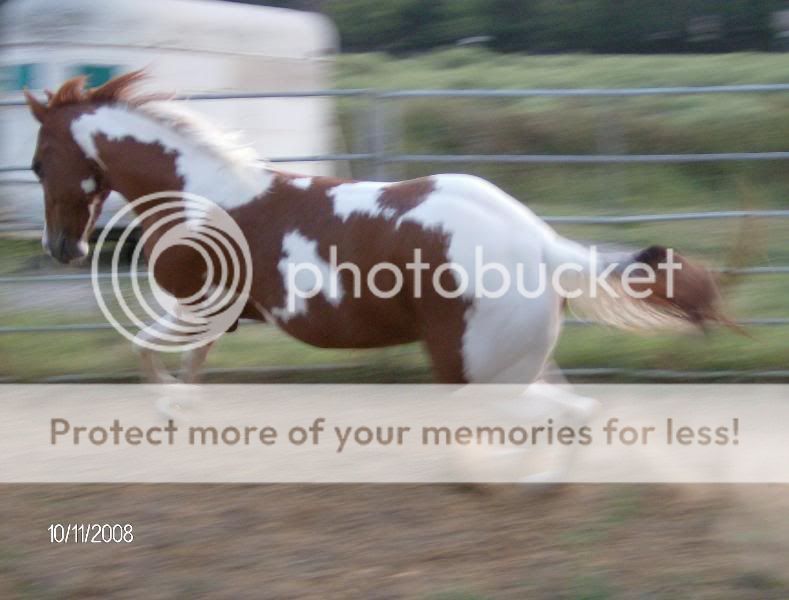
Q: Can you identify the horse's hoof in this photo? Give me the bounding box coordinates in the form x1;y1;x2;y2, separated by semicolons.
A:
154;383;199;420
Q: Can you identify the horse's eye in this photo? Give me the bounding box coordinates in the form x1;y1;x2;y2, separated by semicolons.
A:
31;160;43;179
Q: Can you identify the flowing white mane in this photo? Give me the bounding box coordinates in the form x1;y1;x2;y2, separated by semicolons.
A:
136;101;264;171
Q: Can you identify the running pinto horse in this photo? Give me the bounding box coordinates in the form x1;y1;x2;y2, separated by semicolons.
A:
24;71;731;385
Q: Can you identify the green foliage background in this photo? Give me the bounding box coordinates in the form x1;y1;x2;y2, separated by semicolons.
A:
234;0;784;54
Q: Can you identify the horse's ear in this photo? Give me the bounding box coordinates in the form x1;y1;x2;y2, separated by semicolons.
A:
23;88;47;123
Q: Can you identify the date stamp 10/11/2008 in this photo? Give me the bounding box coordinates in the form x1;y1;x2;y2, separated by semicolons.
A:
48;523;134;544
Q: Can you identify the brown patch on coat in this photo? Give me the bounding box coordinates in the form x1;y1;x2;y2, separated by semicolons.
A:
377;178;437;218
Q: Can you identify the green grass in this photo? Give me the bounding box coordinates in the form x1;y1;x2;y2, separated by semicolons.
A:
336;50;789;90
1;51;788;381
336;51;789;211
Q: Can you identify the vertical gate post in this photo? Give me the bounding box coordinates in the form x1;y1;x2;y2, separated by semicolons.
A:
369;94;389;181
595;99;628;205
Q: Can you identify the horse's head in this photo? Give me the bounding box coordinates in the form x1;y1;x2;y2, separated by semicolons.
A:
24;86;111;264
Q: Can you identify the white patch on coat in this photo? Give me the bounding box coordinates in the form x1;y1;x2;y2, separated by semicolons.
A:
397;174;561;382
70;105;272;217
80;177;97;194
290;177;313;190
327;181;389;222
271;231;344;322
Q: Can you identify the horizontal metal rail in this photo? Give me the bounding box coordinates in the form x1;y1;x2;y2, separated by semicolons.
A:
2;209;787;241
2;262;788;285
543;209;789;224
4;83;789;108
563;318;789;327
377;85;789;98
0;154;379;173
555;368;789;380
0;272;142;283
31;362;370;384
0;323;119;334
0;317;786;336
0;88;373;108
5;150;789;173
388;152;789;164
9;366;787;384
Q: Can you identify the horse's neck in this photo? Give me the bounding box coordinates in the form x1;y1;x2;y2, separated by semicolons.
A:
70;105;273;211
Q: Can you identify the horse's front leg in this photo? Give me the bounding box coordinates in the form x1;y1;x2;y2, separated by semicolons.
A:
133;313;184;384
134;312;220;384
135;346;179;384
180;341;215;383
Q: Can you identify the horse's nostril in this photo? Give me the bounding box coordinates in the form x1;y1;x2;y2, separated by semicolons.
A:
47;233;86;264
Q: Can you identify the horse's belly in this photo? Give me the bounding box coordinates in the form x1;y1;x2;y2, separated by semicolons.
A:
269;299;421;349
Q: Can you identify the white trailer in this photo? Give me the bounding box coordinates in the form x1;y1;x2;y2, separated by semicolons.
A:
0;0;340;232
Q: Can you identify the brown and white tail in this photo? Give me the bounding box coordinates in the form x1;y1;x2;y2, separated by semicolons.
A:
545;236;736;333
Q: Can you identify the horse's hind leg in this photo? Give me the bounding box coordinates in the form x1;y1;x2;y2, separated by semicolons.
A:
454;297;597;483
421;308;469;383
515;376;600;484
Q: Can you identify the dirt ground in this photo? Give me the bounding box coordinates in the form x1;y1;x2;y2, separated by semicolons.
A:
0;484;787;599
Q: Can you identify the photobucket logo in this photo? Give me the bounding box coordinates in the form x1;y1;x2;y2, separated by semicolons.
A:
92;192;252;352
279;245;681;313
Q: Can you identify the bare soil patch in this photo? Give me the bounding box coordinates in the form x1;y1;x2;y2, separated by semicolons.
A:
0;484;787;599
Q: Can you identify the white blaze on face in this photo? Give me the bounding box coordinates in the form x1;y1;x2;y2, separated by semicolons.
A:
328;181;390;222
70;106;272;217
271;231;344;322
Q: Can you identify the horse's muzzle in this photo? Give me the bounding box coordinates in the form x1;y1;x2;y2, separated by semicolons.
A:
46;233;89;265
